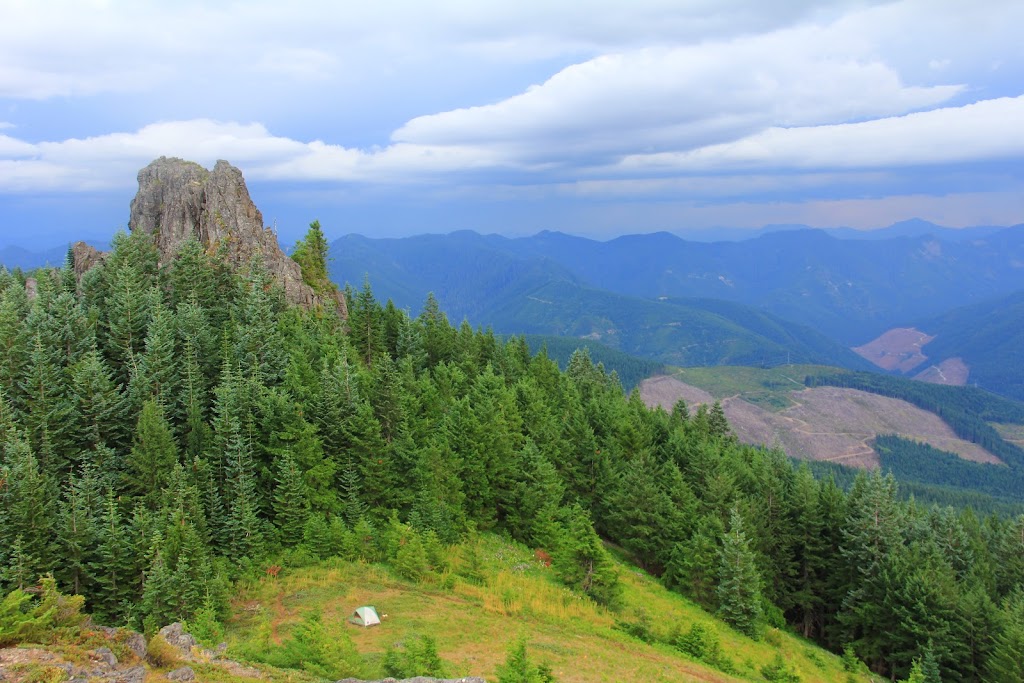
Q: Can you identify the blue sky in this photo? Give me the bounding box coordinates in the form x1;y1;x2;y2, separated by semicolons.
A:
1;0;1023;249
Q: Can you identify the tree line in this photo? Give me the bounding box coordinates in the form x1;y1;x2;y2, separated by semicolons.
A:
0;228;1022;681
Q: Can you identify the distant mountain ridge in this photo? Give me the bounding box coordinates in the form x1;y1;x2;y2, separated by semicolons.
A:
331;224;1024;346
330;230;874;370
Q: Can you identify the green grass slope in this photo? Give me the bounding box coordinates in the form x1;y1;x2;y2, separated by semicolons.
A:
224;535;867;683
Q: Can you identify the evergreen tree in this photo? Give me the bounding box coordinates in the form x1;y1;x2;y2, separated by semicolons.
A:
290;220;334;296
348;276;384;367
416;293;454;366
0;281;29;399
56;465;102;596
0;435;58;581
90;491;134;623
346;400;395;512
273;450;310;545
838;471;905;670
69;348;127;455
716;508;764;639
394;530;430;582
127;400;179;510
131;300;179;411
788;463;826;638
102;258;156;387
553;505;622;609
17;332;73;467
664;516;723;609
234;258;287;386
495;639;556;683
986;592;1024;682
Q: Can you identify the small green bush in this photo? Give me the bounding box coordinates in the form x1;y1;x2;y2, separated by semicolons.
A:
496;639;556;683
146;633;183;668
0;577;84;647
760;653;801;682
382;634;448;678
674;622;721;663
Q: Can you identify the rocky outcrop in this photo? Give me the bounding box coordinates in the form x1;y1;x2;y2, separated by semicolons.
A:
166;666;196;681
336;679;486;683
156;622;198;656
71;241;107;279
127;157;346;318
154;622;263;679
0;626;146;683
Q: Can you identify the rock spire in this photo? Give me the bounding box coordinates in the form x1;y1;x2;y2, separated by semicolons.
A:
125;156;346;317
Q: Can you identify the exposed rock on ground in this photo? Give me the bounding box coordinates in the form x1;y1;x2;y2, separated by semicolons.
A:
336;678;487;683
0;627;145;683
157;622;198;656
154;622;264;679
167;665;197;681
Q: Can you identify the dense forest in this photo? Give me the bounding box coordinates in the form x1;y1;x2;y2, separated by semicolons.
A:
1;228;1023;681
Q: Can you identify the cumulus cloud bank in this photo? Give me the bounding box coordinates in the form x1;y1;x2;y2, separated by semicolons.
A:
0;0;1022;234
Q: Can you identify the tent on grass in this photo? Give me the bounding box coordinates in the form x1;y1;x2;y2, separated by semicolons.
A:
348;605;381;627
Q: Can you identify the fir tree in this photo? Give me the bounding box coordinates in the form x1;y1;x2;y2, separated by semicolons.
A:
716;508;764;639
348;276;384;368
0;435;57;579
986;592;1024;682
128;400;179;510
290;220;334;296
131;300;179;411
394;530;429;582
273;450;310;545
56;465;102;596
90;491;134;623
553;504;622;609
495;639;556;683
69;348;127;455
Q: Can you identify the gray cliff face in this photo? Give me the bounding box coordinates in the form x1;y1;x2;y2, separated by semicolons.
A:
128;157;346;317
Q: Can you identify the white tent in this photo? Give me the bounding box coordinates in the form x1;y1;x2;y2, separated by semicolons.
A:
348;605;381;627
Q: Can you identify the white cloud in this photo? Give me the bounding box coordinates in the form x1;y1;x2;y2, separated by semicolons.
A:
0;119;519;192
0;0;867;101
0;0;1021;239
394;34;961;165
619;96;1024;172
1;90;1020;196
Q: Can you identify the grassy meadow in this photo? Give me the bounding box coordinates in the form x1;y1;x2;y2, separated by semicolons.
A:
220;535;872;683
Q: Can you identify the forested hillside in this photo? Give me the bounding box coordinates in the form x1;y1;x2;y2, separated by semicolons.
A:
330;226;1024;344
329;233;872;371
1;230;1023;681
914;289;1024;402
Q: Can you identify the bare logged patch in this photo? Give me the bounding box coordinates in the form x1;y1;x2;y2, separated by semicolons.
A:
853;327;934;373
994;423;1024;446
638;375;1001;468
638;375;715;411
914;357;969;386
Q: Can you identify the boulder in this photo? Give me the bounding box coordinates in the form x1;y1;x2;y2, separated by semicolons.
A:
167;666;196;681
335;678;486;683
105;665;145;683
156;623;197;657
92;647;118;668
